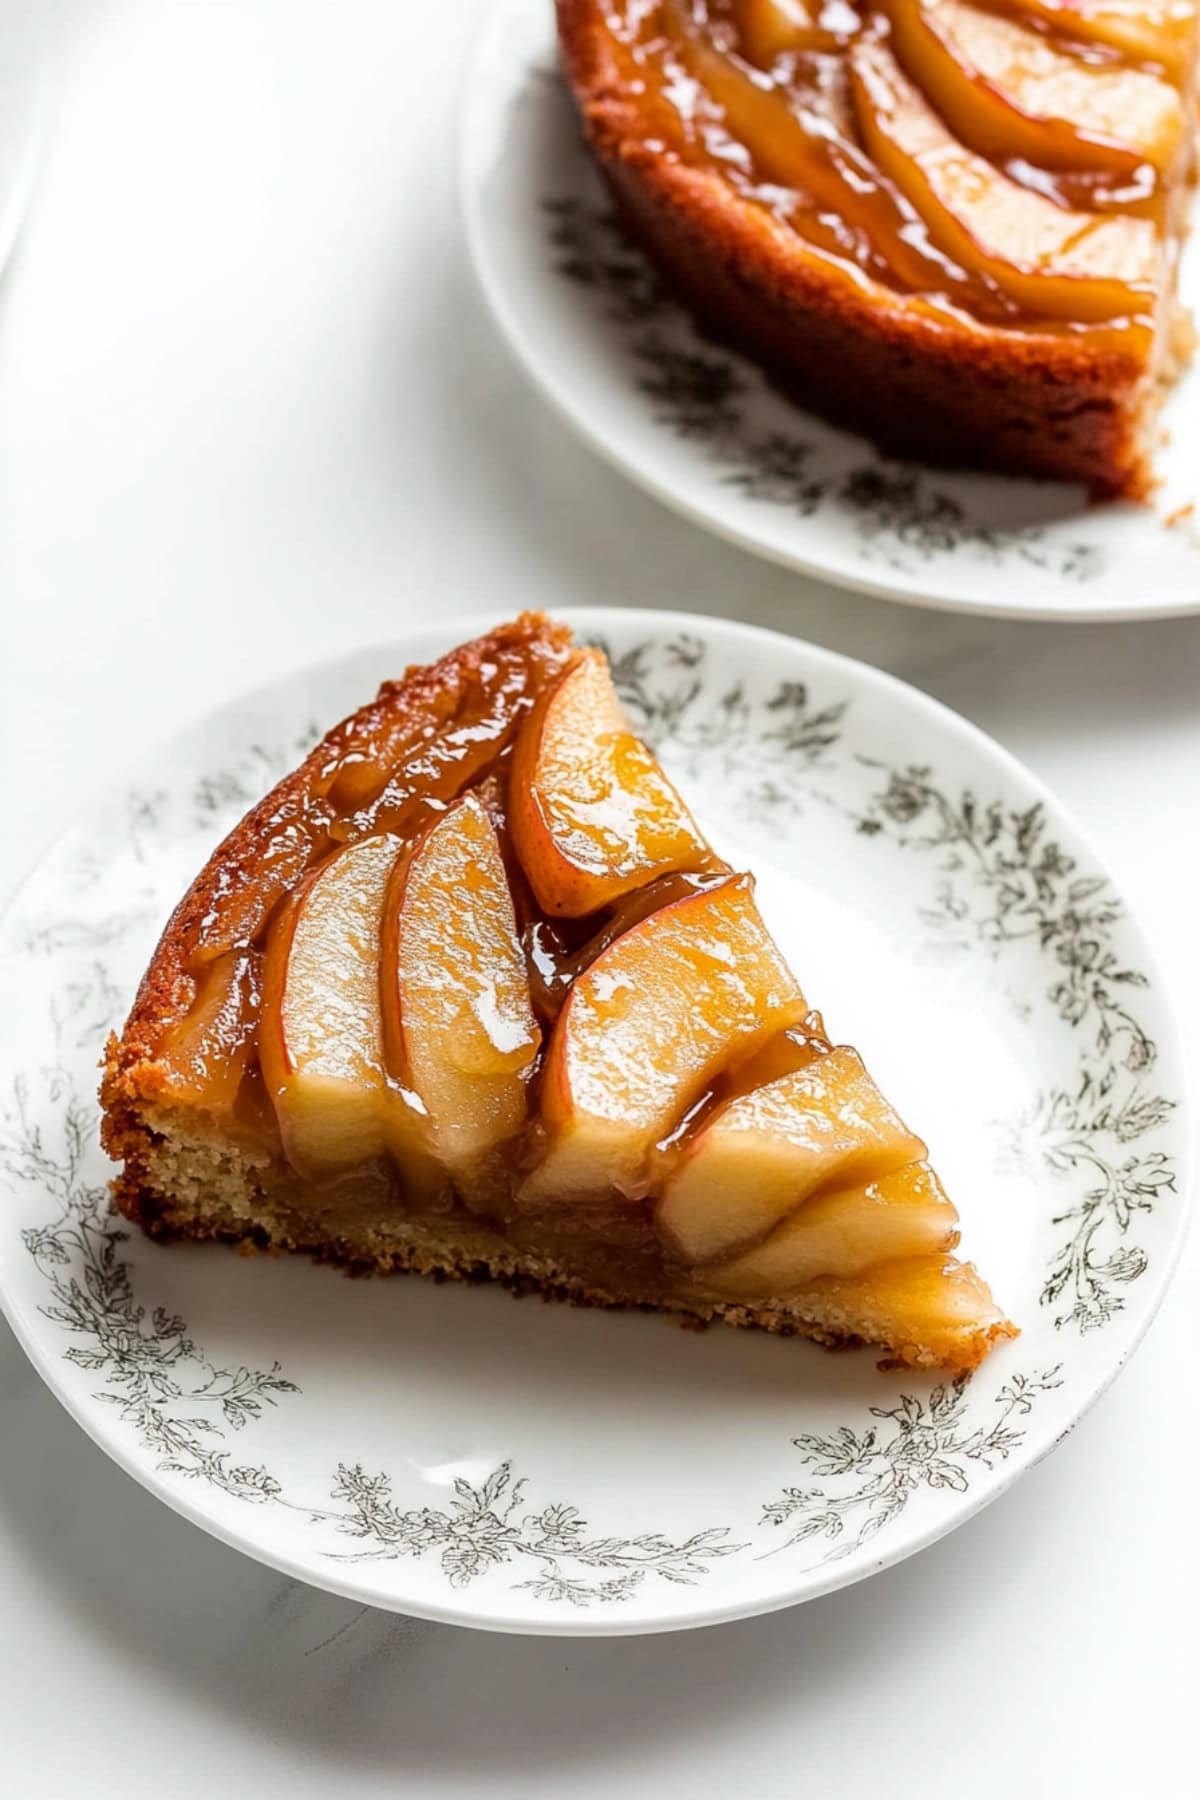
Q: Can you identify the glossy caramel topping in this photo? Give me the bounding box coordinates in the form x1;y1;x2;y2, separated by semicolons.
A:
160;633;810;1204
523;866;732;1022
886;0;1184;188
381;793;541;1178
851;35;1159;321
163;947;262;1118
186;620;573;967
595;0;1196;333
134;619;1012;1358
159;620;574;1100
510;648;714;916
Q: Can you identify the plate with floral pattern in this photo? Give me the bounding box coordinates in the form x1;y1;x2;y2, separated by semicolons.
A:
460;0;1200;622
0;609;1189;1634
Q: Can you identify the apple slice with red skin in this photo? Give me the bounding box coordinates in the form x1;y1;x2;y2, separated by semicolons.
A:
260;833;402;1177
509;649;711;919
522;873;809;1207
381;793;539;1176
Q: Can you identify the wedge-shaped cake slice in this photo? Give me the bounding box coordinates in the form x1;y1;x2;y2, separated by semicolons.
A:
102;614;1015;1372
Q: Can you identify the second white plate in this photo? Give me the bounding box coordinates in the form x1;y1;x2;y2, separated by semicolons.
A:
461;0;1200;621
0;609;1189;1633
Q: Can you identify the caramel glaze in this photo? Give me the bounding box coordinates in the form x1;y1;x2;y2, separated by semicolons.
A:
153;629;838;1276
157;621;575;1144
521;865;730;1022
596;0;1191;335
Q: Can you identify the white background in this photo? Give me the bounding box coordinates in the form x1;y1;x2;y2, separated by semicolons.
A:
1;3;1197;1794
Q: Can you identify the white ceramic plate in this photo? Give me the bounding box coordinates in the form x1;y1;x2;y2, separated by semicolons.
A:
460;0;1200;622
0;610;1189;1634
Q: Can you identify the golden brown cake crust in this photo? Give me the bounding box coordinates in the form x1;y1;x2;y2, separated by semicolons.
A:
555;0;1158;498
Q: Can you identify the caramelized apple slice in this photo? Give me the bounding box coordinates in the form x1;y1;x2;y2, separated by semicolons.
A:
1012;0;1198;83
657;1046;926;1264
850;39;1158;321
510;649;710;918
691;1162;959;1296
381;793;539;1170
885;0;1184;181
523;874;808;1205
260;834;401;1176
159;947;260;1115
734;0;829;64
663;0;973;295
797;1253;1016;1369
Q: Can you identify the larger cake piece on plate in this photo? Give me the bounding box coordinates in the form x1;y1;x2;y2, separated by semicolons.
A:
556;0;1199;495
101;614;1015;1372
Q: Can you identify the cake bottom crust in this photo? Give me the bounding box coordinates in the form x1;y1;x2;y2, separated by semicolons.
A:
107;1102;1012;1374
116;1171;865;1345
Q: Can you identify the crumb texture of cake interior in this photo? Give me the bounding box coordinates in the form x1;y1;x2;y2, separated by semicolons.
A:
555;0;1200;496
101;612;1016;1373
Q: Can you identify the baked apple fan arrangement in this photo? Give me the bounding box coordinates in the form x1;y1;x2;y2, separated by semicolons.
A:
101;615;1015;1374
556;0;1200;496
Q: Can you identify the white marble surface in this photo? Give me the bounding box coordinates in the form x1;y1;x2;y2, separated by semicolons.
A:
1;2;1196;1794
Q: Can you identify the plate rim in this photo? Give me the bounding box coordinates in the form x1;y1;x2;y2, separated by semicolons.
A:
0;605;1192;1636
457;0;1200;625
